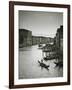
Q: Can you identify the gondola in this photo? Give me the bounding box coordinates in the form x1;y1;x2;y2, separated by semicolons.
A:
38;60;49;69
54;61;63;67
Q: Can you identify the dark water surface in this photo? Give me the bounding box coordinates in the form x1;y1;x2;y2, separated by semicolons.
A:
19;45;63;79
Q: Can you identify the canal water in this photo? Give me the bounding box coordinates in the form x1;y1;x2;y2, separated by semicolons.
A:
19;45;63;79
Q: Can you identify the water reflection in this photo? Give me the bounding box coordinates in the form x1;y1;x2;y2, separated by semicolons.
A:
19;45;63;79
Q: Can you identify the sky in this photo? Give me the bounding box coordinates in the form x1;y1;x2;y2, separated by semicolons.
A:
19;11;63;38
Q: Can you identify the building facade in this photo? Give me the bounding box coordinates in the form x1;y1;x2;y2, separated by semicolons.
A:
19;29;32;47
55;25;63;59
32;36;51;45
